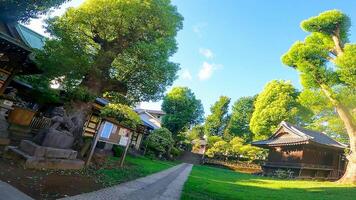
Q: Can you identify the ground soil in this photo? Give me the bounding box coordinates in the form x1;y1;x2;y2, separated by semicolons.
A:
0;158;103;200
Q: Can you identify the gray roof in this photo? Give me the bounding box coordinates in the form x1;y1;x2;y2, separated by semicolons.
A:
16;24;45;49
252;121;347;149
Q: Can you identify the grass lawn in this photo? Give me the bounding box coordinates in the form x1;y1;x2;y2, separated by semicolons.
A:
97;155;177;186
182;165;356;200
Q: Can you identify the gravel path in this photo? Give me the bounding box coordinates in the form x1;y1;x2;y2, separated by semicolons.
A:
61;163;193;200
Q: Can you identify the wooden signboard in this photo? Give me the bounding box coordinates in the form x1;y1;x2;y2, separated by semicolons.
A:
86;119;133;167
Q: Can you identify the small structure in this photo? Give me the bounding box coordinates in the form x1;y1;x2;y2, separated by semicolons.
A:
252;121;347;179
0;21;44;149
0;21;43;93
192;139;207;155
83;98;150;152
135;109;165;130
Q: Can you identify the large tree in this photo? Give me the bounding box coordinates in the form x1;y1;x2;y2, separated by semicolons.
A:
33;0;183;144
205;96;231;137
225;96;256;142
250;80;307;140
0;0;68;22
298;88;353;144
282;10;356;183
162;87;204;135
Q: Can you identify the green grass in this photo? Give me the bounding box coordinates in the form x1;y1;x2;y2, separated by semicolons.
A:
182;165;356;200
97;155;177;186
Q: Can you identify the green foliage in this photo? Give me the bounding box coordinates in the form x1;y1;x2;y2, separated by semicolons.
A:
298;88;354;144
205;96;231;136
162;87;204;135
281;41;337;89
0;0;67;22
225;96;256;142
250;80;306;140
35;0;183;104
282;9;356;148
65;86;96;102
15;75;61;104
206;136;265;161
112;145;124;157
207;135;223;148
170;146;183;157
187;125;205;141
100;103;142;129
145;128;174;157
335;44;356;87
301;10;350;43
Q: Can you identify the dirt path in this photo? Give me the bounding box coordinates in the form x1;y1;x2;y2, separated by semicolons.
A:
61;163;193;200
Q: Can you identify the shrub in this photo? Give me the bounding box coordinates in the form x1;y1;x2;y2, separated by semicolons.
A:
101;103;142;129
112;145;124;157
171;146;183;157
144;128;174;158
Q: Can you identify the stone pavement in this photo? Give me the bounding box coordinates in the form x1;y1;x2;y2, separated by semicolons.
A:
0;180;33;200
61;163;193;200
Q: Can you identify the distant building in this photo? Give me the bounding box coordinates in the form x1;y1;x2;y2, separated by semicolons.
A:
135;109;165;130
252;121;347;179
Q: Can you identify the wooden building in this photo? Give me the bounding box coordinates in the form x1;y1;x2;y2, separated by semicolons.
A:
0;21;44;94
252;121;347;179
83;98;149;151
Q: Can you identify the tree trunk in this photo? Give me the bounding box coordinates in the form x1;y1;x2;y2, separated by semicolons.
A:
320;85;356;184
65;100;93;152
332;28;344;56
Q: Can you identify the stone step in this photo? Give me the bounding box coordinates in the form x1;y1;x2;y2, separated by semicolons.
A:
7;146;84;170
25;157;85;170
19;140;78;159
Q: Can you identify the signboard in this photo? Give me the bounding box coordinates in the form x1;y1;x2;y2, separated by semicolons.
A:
86;119;134;167
119;136;129;146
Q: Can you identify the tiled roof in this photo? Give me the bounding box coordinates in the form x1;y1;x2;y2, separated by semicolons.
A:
252;121;347;149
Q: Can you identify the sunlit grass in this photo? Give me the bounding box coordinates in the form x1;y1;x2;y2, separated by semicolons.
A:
98;155;177;186
182;165;356;200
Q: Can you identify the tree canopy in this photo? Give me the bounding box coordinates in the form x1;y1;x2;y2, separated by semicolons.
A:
205;96;231;137
162;87;204;135
224;96;256;142
250;80;306;140
34;0;183;105
0;0;68;22
282;9;356;183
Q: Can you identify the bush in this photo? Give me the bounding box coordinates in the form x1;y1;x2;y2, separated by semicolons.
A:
144;128;174;158
171;146;183;157
112;145;124;157
205;136;267;162
101;103;142;129
274;169;294;179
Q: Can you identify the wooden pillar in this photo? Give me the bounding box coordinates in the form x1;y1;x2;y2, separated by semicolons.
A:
119;132;132;167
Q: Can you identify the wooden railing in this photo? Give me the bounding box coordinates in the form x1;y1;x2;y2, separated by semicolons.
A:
29;116;51;133
263;161;334;170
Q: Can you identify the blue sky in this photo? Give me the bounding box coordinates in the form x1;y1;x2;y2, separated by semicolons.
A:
27;0;356;115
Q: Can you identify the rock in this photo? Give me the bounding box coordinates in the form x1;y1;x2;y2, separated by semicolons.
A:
42;130;74;149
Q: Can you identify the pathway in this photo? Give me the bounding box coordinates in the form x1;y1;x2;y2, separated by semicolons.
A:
0;180;33;200
61;163;193;200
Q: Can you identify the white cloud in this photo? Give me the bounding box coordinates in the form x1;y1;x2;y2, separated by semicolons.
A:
198;62;222;81
181;69;193;80
199;48;214;59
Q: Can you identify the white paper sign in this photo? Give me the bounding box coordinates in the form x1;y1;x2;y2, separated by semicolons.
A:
119;136;129;146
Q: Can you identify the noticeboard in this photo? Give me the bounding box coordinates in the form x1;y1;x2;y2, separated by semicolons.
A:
98;120;132;147
86;119;134;167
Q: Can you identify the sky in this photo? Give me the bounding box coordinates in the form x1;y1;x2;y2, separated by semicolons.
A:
26;0;356;115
